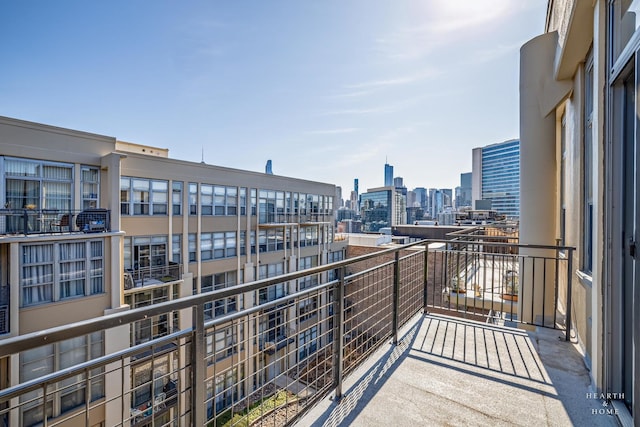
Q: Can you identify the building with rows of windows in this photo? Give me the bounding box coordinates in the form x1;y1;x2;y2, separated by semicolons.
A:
471;139;520;219
0;115;346;426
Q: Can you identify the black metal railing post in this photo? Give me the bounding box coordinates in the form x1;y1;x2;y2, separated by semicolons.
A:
333;266;346;400
392;251;400;346
565;248;573;341
423;242;429;313
191;304;205;424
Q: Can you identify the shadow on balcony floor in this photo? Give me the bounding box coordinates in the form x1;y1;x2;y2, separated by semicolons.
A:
298;314;618;427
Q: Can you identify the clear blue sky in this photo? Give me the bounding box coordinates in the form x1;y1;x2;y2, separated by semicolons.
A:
0;1;546;197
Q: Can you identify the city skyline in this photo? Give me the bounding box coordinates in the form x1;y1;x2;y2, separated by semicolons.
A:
0;1;546;193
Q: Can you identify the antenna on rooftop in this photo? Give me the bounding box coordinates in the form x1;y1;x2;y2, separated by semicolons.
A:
201;146;205;164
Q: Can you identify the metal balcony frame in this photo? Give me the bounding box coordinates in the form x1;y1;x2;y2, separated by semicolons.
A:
0;238;575;426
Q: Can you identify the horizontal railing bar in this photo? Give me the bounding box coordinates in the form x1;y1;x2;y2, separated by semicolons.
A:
398;251;423;263
428;238;573;252
345;260;395;280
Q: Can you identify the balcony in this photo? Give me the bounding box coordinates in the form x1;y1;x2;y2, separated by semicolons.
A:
0;208;111;236
124;262;183;291
0;237;617;426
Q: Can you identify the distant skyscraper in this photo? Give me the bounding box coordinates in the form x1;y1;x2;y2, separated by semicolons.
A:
384;163;394;186
265;160;273;174
393;177;403;188
413;187;427;209
360;186;406;232
457;172;472;208
472;139;520;218
352;179;359;211
430;189;444;219
442;189;453;206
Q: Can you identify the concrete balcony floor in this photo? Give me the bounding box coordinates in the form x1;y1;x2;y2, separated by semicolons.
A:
298;314;618;427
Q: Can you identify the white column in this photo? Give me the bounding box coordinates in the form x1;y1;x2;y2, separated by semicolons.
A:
519;31;571;325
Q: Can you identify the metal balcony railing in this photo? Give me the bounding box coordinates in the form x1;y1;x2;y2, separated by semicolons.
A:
124;262;183;290
0;238;574;427
0;208;111;236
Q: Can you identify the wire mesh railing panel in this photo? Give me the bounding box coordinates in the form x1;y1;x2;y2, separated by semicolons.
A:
425;240;572;330
397;250;425;328
342;263;394;375
203;283;338;427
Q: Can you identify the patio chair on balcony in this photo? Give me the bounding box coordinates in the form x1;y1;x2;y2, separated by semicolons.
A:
50;214;71;233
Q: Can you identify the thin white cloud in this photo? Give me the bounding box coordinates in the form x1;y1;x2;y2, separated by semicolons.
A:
375;0;518;61
306;128;360;135
469;41;524;64
345;69;438;89
326;90;372;99
320;106;394;116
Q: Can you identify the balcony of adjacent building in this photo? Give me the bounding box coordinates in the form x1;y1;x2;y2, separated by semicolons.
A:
0;207;112;238
0;226;622;426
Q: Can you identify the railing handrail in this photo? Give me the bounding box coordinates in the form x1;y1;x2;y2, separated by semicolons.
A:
428;238;573;252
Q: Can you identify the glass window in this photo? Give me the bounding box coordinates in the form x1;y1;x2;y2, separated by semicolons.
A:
214;186;225;215
202;271;238;320
189;183;198;215
213;232;224;259
172;181;183;215
81;166;99;210
21;240;104;306
172;234;181;263
202;233;213;260
188;233;197;262
201;185;213;215
4;158;73;232
226;232;236;257
20;333;104;425
298;326;318;360
120;177;170;216
120;177;131;215
132;179;150;215
239;188;247;216
250;189;257;216
227;187;237;216
257;262;285;304
151;180;168;215
240;231;246;256
59;242;86;299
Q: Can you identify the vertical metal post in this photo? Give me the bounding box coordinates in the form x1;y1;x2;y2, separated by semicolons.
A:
84;368;90;426
565;248;573;341
423;241;429;313
392;251;400;345
191;305;205;425
42;384;48;427
333;267;346;400
554;239;561;327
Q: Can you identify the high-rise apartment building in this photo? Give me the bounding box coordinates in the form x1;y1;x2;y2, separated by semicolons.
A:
472;139;520;218
0;115;347;426
413;187;427;209
456;172;472;208
359;186;406;232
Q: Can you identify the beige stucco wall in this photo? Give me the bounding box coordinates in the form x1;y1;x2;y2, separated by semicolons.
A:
530;0;606;388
